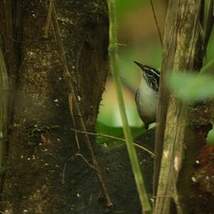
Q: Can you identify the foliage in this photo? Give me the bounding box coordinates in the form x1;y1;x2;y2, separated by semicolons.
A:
168;60;214;146
168;72;214;103
207;128;214;145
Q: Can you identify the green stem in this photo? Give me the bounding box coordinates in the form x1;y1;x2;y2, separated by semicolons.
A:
107;0;152;213
200;58;214;73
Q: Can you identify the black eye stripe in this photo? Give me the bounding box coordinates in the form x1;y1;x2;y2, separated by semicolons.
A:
143;70;159;91
134;61;160;91
144;71;159;82
145;76;159;86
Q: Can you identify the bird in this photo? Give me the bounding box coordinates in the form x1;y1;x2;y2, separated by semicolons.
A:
134;61;160;128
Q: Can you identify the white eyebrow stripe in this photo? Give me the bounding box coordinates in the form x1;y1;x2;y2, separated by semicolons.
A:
142;66;160;76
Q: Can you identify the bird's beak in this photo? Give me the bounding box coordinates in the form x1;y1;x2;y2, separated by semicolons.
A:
134;61;144;72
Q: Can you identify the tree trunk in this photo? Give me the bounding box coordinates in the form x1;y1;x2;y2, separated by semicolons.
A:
1;0;109;213
154;1;212;213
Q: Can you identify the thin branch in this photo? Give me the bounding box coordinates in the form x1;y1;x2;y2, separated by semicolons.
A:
108;0;152;213
70;127;155;158
62;153;96;185
44;0;53;38
150;0;163;46
68;95;80;150
134;143;155;158
75;153;97;170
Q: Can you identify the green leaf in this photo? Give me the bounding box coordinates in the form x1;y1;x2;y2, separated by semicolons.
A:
168;72;214;102
207;128;214;145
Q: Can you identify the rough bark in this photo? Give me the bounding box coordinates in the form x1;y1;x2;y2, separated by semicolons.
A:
0;0;19;194
1;0;109;213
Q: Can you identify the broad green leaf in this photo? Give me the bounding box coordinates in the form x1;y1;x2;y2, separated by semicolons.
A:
168;72;214;102
207;128;214;145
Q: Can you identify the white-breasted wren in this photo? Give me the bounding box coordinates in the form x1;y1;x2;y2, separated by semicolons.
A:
134;61;160;128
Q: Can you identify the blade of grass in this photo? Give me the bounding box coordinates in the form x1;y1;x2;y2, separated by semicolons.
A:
150;0;163;47
108;0;151;213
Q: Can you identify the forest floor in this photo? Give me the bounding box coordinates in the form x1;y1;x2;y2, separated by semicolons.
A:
63;129;155;214
64;128;214;214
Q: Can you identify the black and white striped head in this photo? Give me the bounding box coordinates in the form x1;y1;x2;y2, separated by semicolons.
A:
134;61;160;92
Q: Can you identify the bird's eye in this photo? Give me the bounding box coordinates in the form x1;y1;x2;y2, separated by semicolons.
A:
152;80;159;91
146;76;159;91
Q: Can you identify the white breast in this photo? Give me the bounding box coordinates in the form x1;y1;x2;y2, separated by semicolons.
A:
138;77;158;121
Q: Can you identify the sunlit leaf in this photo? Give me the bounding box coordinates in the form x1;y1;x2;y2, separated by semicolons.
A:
207;128;214;145
168;72;214;102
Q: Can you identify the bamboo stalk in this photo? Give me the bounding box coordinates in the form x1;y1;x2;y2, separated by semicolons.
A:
108;0;151;213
